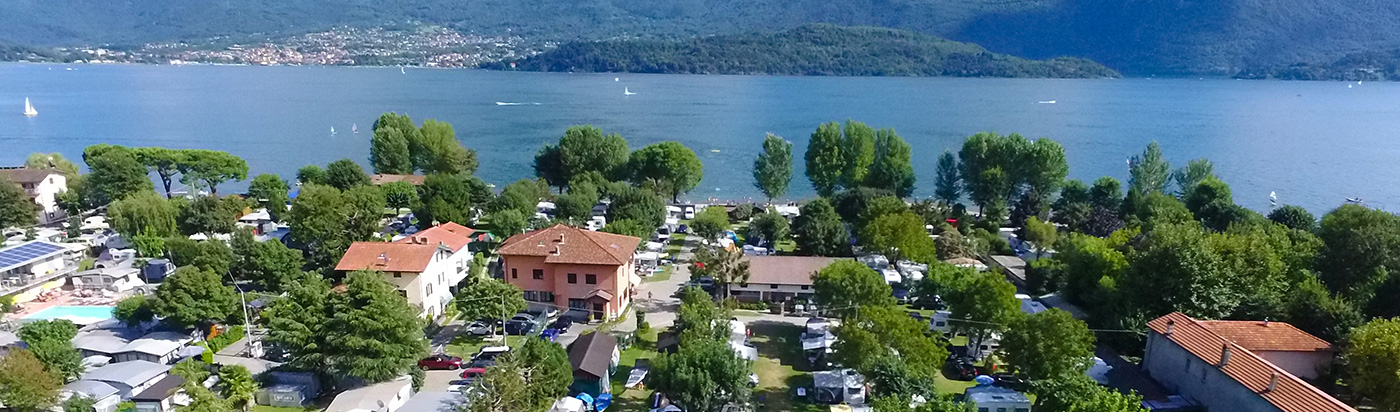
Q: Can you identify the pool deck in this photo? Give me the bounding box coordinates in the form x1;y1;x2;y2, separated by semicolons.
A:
3;290;117;322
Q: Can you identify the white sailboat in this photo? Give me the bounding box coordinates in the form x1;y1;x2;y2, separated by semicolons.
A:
400;66;406;75
624;87;637;96
331;127;337;136
23;98;37;116
352;124;359;134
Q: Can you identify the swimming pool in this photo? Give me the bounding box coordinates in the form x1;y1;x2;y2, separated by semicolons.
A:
23;305;115;322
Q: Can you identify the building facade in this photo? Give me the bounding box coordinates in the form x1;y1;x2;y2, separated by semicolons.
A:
498;224;640;321
729;256;843;303
335;223;475;319
0;167;67;224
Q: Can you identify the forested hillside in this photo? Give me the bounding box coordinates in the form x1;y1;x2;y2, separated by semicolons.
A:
4;0;1400;74
487;25;1118;78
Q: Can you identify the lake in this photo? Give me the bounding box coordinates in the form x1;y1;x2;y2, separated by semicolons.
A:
1;63;1396;214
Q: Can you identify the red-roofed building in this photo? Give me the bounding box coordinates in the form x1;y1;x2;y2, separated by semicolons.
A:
497;224;641;322
334;223;478;319
1144;312;1355;412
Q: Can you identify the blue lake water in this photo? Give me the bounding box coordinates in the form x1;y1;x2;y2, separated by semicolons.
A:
1;63;1397;214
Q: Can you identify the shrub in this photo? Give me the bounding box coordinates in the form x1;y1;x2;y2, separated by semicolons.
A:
204;325;245;354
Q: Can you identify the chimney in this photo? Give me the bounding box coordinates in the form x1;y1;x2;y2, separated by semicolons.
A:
558;233;565;244
1165;320;1175;336
551;246;561;256
1264;373;1279;393
378;253;390;265
1219;344;1232;367
1263;318;1270;326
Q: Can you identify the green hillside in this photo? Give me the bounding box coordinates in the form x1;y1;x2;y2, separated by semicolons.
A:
4;0;1400;74
486;24;1118;78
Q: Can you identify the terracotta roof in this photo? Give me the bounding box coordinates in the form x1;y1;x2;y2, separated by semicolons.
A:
396;222;475;252
335;241;443;273
370;174;426;185
0;167;60;184
745;256;844;286
584;289;615;301
1199;320;1335;353
497;224;639;266
1148;313;1356;412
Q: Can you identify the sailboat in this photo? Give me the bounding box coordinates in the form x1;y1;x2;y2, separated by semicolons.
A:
400;66;406;75
330;127;337;136
23;98;37;116
624;87;637;96
352;124;359;134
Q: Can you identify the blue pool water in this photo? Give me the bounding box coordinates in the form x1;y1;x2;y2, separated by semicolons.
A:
23;305;115;321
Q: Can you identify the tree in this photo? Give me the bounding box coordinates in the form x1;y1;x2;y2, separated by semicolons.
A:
323;270;429;382
370;126;414;175
0;349;61;411
647;337;752;412
840;121;877;189
288;184;352;270
860;211;937;264
25;152;79;177
835;187;899;226
108;189;177;239
1033;375;1147;412
805;122;845;197
230;229;305;292
511;337;573;410
959;132;1028;213
628;141;704;202
325;159;371;190
871;394;967;412
418;119;478;175
1128;141;1170;196
132;147;186;198
866;356;934;399
488;179;547;216
247;174;290;222
296;165;328;186
1183;177;1238;230
1021;138;1069;203
0;178;36;229
1346;317;1400;411
1088;177;1122;211
792;198;849;256
690;206;730;242
464;357;534;412
263;273;332;373
178;150;248;195
377;181;416;212
553;183;599;223
165;236;236;275
455;277;527;322
1023;216;1058;256
1171;158;1215;196
602;219;651;240
866;129;916;197
152;267;239;327
414;174;475;228
18;320;83;381
747;209;790;247
1001;309;1095;380
813;260;895;317
691;246;750;300
84;145;152;206
1316;204;1400;302
933;151;961;205
487;209;528;238
536;125;631;190
182;384;234;412
1284;277;1362;343
178;195;244;235
61;395;97;412
343;185;386;241
218;365;258;412
948;272;1021;357
1122;223;1244;319
834;305;948;379
673;286;730;343
1269;205;1316;232
114;294;156;327
752;133;793;203
607;186;666;230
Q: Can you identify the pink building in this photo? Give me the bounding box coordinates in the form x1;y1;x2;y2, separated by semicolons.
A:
497;224;641;322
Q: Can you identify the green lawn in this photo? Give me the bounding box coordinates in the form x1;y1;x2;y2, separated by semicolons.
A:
774;240;797;254
665;233;687;256
644;264;674;283
747;321;826;412
609;328;662;412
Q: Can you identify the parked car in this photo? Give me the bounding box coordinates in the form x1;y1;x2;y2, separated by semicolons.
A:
474;346;510;362
550;317;575;332
504;314;540;335
676;224;689;234
465;321;494;336
950;358;981;380
527;307;559;321
461;363;490;378
540;329;560;342
991;373;1030;391
418;354;464;370
911;294;946;310
447;379;477;394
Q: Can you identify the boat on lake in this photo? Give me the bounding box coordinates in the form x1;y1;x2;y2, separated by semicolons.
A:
23;98;37;116
624;87;637;96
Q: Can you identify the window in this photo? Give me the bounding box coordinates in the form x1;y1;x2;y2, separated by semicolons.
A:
532;269;544;280
511;268;517;279
524;291;556;303
770;284;779;289
585;274;597;284
997;408;1007;412
393;272;402;278
800;285;810;290
977;409;989;412
397;290;407;298
569;299;587;309
426;283;433;296
1014;409;1029;412
568;273;577;284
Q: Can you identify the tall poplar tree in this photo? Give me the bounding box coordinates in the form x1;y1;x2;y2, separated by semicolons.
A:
752;133;793;203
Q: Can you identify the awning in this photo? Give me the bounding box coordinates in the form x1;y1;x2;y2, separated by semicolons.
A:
585;289;615;301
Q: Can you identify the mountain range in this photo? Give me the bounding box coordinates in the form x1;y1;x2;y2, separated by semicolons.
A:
3;0;1400;74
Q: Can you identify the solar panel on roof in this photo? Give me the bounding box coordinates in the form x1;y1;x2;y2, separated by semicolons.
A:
0;242;67;268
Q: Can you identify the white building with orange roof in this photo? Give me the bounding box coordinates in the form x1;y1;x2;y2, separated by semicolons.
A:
335;223;476;319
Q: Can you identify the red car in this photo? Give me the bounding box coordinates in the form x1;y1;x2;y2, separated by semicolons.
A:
418;354;464;370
